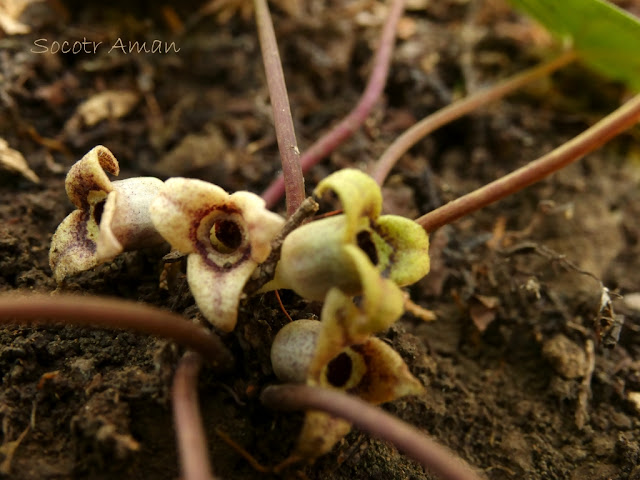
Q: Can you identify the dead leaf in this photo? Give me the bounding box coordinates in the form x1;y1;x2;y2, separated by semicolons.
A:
469;294;500;332
65;91;140;135
0;139;39;183
77;90;140;126
0;0;43;35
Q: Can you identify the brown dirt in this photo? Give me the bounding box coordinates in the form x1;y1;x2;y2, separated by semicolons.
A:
1;1;640;479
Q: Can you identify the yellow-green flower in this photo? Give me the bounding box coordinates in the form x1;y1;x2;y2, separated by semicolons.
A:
265;169;430;460
266;168;431;332
270;317;424;459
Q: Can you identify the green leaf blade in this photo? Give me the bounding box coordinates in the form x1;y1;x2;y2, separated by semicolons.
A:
509;0;640;91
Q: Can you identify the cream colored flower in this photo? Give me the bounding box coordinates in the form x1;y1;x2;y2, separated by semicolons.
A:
149;178;285;332
49;146;164;283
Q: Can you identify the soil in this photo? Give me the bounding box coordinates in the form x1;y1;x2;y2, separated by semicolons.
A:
1;1;640;479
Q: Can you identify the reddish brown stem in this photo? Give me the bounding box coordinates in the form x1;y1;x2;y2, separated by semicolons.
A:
261;0;406;209
172;352;218;480
254;0;305;216
371;50;578;185
0;294;233;372
416;92;640;233
261;384;481;480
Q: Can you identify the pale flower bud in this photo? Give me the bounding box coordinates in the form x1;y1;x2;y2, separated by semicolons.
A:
270;319;321;383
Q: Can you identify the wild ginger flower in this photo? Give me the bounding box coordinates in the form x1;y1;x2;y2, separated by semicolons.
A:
266;170;430;460
265;168;431;331
149;178;285;332
270;316;424;459
49;146;165;283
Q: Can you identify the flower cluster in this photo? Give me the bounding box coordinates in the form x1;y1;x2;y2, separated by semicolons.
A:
50;147;283;332
50;148;432;461
264;169;430;457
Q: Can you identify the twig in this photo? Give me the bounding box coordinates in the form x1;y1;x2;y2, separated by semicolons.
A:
172;352;217;480
575;339;595;429
0;424;29;475
215;428;270;473
0;294;233;372
262;0;407;209
371;50;578;185
253;0;305;216
244;196;318;294
261;385;482;480
416;92;640;233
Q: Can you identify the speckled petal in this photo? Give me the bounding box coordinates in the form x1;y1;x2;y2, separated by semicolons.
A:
331;337;425;403
374;215;430;286
49;209;100;283
96;177;166;262
149;178;228;254
186;253;257;332
314;169;382;240
296;336;424;460
65;145;118;209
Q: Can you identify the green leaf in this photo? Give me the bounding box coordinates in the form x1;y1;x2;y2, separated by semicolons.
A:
509;0;640;91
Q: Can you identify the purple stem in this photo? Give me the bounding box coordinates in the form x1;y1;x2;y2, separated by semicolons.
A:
371;50;577;185
261;0;407;209
172;352;217;480
0;293;233;372
261;384;482;480
254;0;305;216
416;91;640;232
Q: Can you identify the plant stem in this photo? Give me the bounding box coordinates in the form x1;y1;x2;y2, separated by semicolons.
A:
173;352;218;480
0;294;233;372
244;196;318;295
261;0;407;209
416;92;640;233
253;0;305;216
261;384;481;480
371;50;578;185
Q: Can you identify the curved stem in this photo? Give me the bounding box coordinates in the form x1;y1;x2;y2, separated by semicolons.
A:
0;293;233;372
262;0;407;209
254;0;305;216
173;352;217;480
371;50;578;185
261;384;481;480
416;91;640;233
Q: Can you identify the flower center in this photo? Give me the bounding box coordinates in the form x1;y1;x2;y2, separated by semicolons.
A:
356;230;378;265
325;352;353;388
209;218;243;254
322;347;367;391
92;199;106;225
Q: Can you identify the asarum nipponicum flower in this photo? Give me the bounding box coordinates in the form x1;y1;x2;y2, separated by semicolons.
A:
265;169;430;460
262;168;430;352
266;168;431;302
149;178;285;332
49;146;165;283
271;318;424;459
